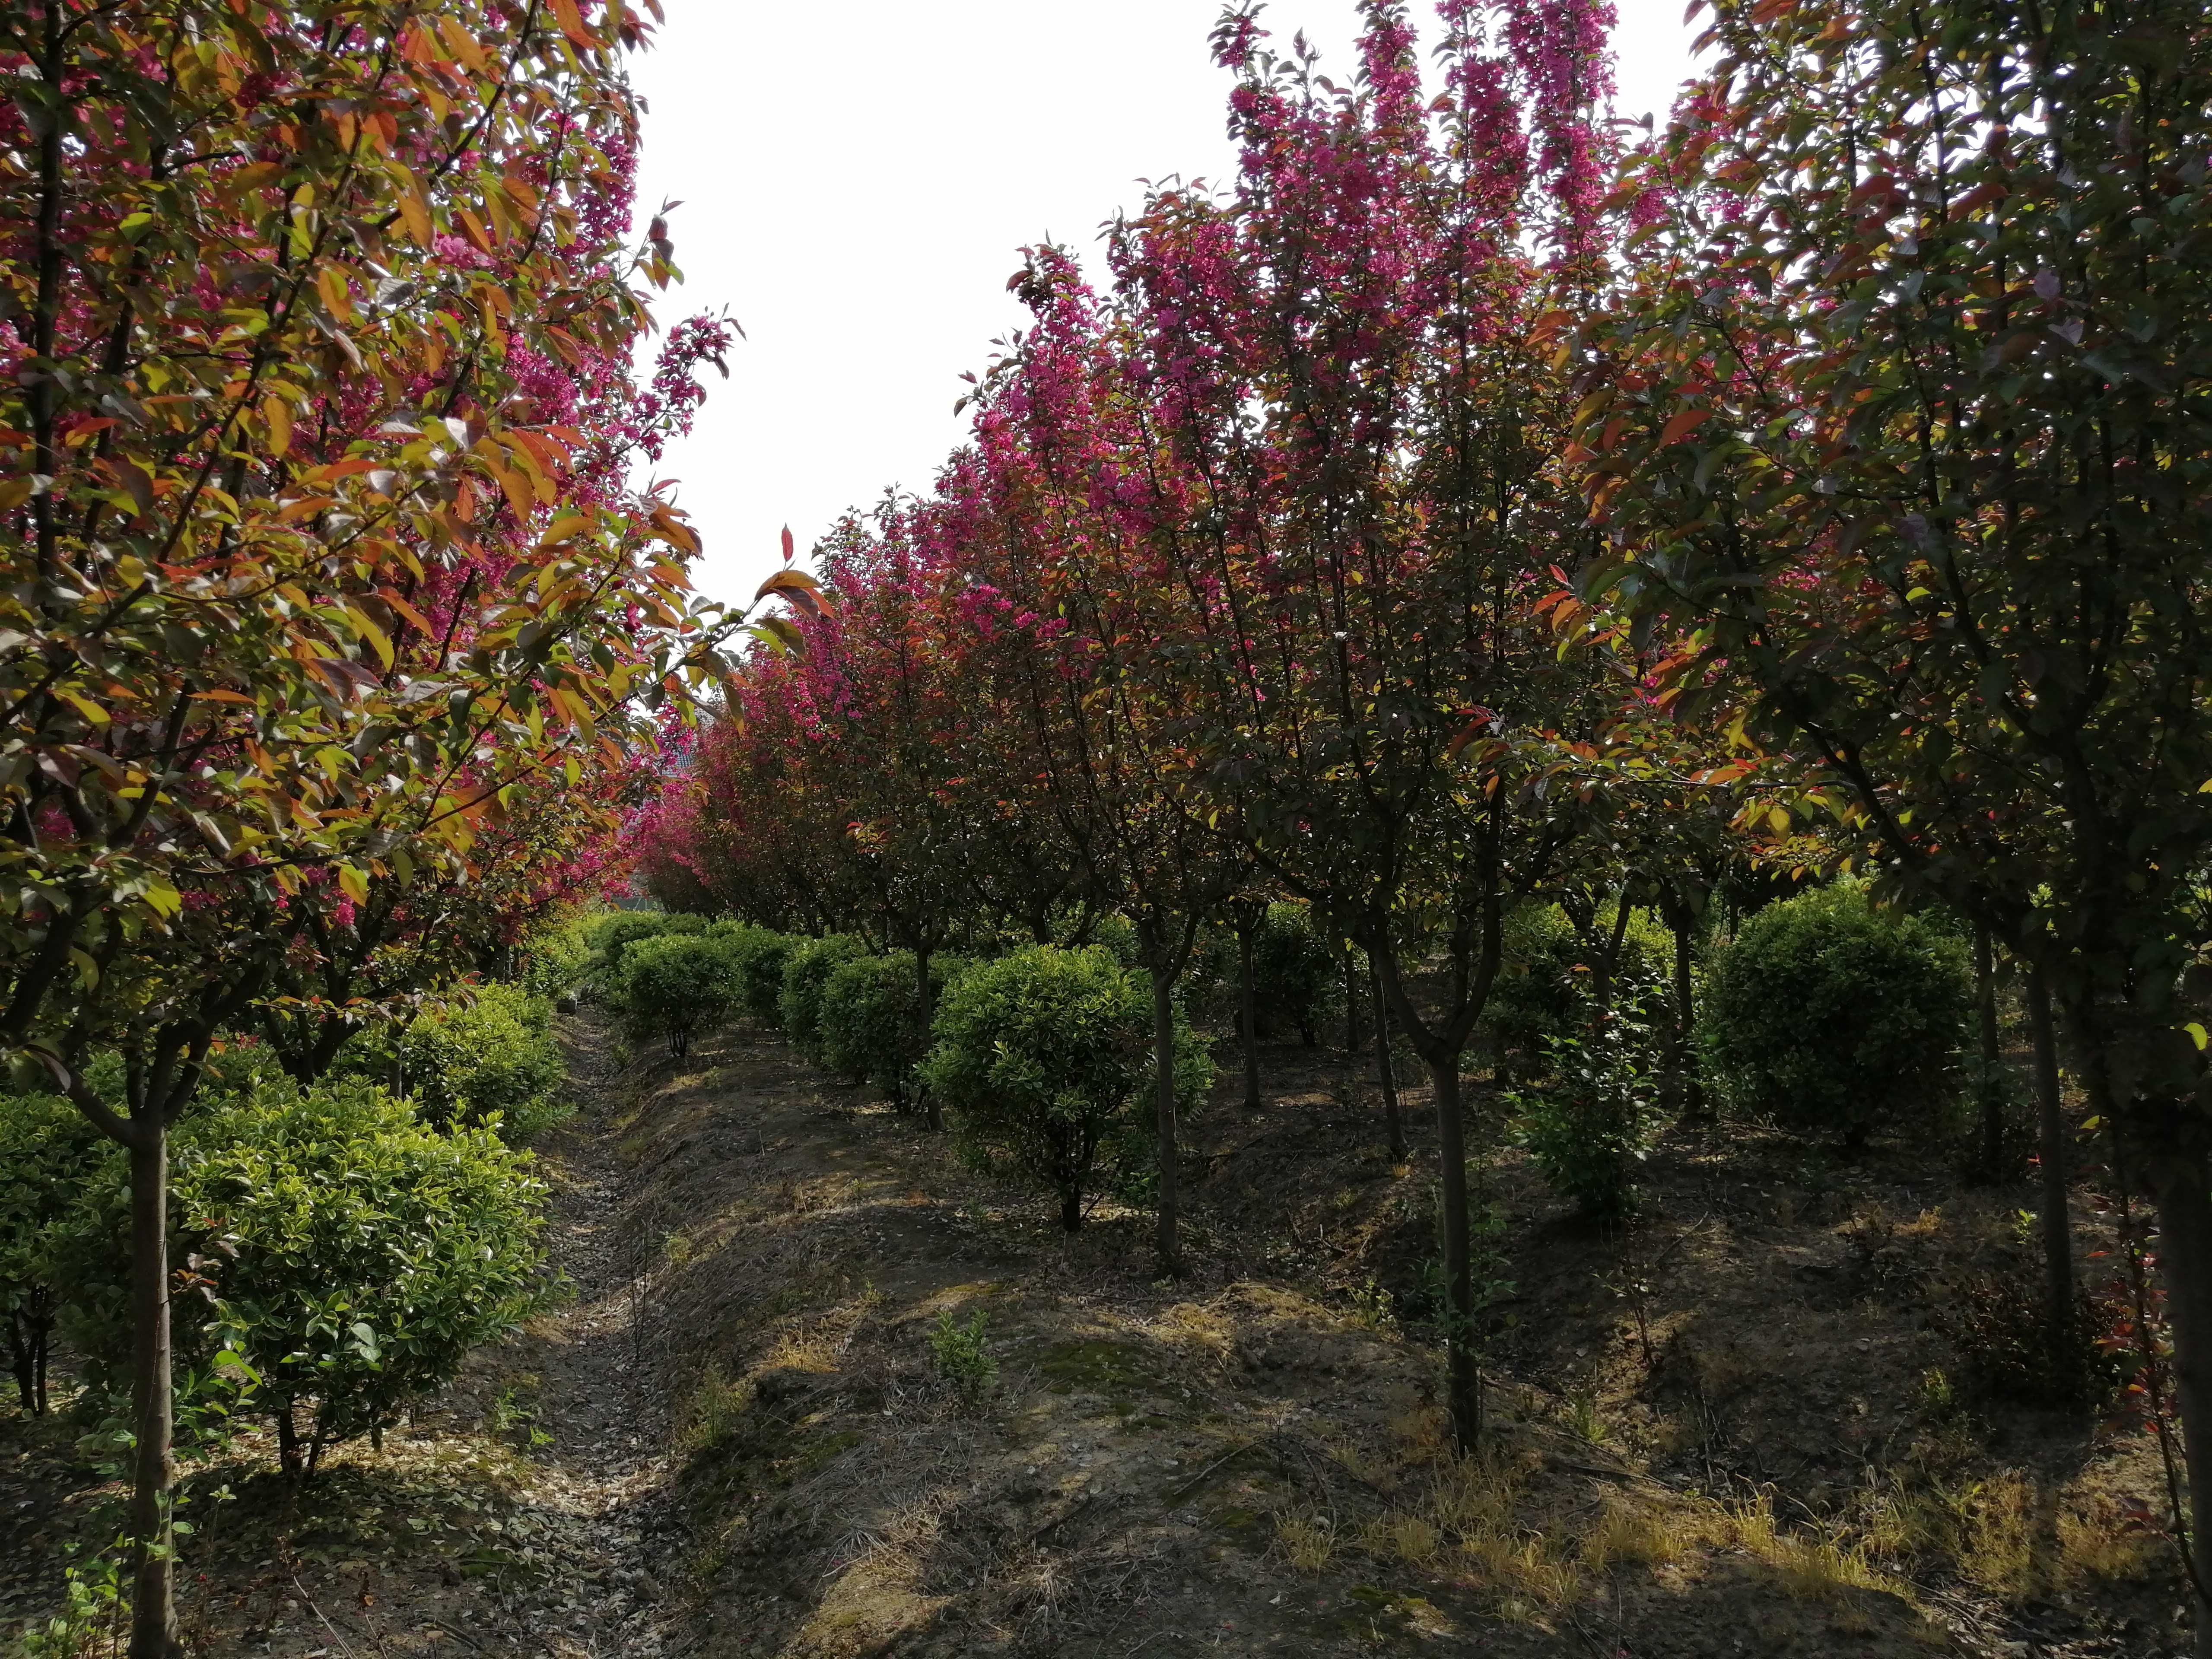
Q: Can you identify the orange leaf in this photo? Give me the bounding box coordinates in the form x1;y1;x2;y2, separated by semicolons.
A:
486;459;535;522
456;206;494;257
547;0;597;48
392;166;434;248
1659;407;1712;447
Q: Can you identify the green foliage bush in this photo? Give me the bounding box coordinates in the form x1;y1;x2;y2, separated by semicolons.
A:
621;931;745;1059
1484;902;1671;1077
194;1081;545;1475
706;922;796;1025
921;945;1211;1230
1698;882;1971;1146
397;982;567;1141
817;950;968;1105
1051;907;1141;967
517;911;594;1002
1514;1012;1662;1220
584;909;707;995
192;1081;545;1474
1250;902;1341;1045
0;1090;102;1414
1182;922;1239;1024
43;1074;546;1478
779;934;865;1065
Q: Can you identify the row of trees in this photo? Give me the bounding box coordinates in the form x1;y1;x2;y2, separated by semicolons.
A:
633;0;2212;1640
634;0;1710;1460
0;4;790;1653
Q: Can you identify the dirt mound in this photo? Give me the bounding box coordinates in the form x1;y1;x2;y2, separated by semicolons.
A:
3;1015;2180;1658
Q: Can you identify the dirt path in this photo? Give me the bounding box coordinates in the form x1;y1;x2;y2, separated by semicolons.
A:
3;1019;678;1658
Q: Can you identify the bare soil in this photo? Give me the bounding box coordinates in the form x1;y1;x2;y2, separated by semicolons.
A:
3;1011;2196;1657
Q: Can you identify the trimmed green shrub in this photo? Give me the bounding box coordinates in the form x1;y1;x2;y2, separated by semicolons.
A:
1698;882;1971;1146
0;1090;103;1415
1484;902;1671;1077
921;945;1211;1230
517;911;594;1002
1514;1011;1662;1220
50;1075;546;1478
585;909;707;995
706;922;797;1026
818;950;969;1106
198;1081;546;1475
398;982;567;1141
779;934;866;1065
622;932;745;1059
1251;902;1341;1045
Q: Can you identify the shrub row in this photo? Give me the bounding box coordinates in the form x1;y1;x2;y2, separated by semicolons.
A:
583;912;1214;1228
1502;881;1975;1217
594;882;1974;1230
1;1064;545;1475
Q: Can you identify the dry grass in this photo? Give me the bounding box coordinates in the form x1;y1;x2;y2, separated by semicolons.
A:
1359;1512;1443;1567
1151;1300;1236;1365
1276;1508;1338;1572
1380;1445;1589;1621
1581;1494;1690;1573
763;1327;841;1374
1463;1532;1580;1621
1423;1446;1530;1541
674;1365;754;1456
1856;1465;2167;1603
2058;1497;2165;1586
1954;1475;2036;1599
1719;1493;1894;1603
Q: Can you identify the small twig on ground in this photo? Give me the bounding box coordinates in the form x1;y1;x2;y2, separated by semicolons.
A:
290;1571;358;1659
1119;1629;1182;1658
424;1615;486;1651
1030;1491;1102;1547
1162;1440;1257;1506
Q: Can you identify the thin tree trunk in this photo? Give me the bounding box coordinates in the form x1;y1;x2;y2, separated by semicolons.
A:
10;1311;35;1415
1976;920;2003;1179
2148;1159;2212;1659
1589;898;1634;1023
916;943;941;1131
2027;969;2074;1353
1428;1059;1481;1454
1150;968;1182;1274
1342;943;1363;1054
2077;1005;2212;1657
1237;919;1262;1112
1370;958;1406;1161
128;1126;182;1659
1671;915;1703;1120
1060;1187;1081;1232
276;1403;303;1481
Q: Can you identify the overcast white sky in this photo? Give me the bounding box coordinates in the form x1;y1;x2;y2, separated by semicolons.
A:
626;1;1703;612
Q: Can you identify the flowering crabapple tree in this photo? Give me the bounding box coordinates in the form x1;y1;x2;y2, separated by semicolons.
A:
1106;0;1621;1449
1574;0;2212;1623
951;248;1248;1273
0;3;772;1649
